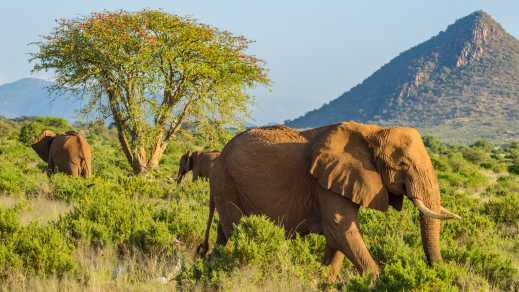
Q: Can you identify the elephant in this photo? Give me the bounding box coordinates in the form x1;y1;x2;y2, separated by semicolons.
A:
175;151;221;184
175;150;224;254
31;130;92;177
205;121;460;279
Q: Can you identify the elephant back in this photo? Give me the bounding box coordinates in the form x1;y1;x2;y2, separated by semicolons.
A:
221;125;316;232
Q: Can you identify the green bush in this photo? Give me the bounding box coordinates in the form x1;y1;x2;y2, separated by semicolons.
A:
482;193;519;225
0;207;74;278
58;190;156;249
2;117;519;290
471;140;495;152
177;215;325;289
0;158;48;196
0;118;18;140
127;221;175;255
18;117;71;146
226;215;288;267
9;223;75;277
509;164;519;175
371;260;457;291
485;175;519;197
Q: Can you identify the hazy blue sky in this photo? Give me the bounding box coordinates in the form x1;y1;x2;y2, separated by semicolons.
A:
1;1;518;124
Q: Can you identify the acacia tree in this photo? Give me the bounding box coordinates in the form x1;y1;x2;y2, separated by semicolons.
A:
32;10;269;174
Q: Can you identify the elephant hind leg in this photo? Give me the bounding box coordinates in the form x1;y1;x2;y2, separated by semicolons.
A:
317;188;380;278
46;158;55;177
210;163;243;241
69;163;81;176
197;196;216;256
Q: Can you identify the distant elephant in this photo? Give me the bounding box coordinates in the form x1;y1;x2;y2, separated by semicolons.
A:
175;151;221;183
31;130;92;177
175;150;223;254
206;121;460;279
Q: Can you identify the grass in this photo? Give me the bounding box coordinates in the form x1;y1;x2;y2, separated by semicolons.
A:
0;117;518;291
0;196;72;226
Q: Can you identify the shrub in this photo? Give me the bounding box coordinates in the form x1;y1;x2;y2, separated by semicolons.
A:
509;164;519;175
226;215;288;267
18;117;71;146
57;190;155;248
2;117;519;290
373;260;457;291
0;207;74;278
0;119;18;140
0;159;48;196
448;243;518;290
127;221;175;255
482;193;519;225
462;148;491;165
177;215;325;289
9;223;75;277
471;140;495;152
49;174;97;202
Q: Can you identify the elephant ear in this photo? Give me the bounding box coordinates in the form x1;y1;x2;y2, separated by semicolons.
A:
310;122;389;211
189;152;198;170
180;152;191;171
31;130;56;163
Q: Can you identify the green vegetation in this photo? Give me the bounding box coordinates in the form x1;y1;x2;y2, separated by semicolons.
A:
31;9;269;174
0;118;518;291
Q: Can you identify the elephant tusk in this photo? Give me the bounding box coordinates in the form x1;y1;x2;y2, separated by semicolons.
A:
412;199;460;220
440;206;462;220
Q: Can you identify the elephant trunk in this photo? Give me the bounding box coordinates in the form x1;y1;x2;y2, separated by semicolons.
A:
406;169;459;265
419;210;442;264
176;173;184;184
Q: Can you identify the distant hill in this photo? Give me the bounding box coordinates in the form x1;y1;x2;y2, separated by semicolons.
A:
286;11;519;144
0;78;83;121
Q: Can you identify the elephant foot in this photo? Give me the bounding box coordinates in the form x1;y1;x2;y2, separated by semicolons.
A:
323;247;345;282
364;264;380;280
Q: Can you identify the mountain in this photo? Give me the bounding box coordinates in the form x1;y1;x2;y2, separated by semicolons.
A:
0;78;83;121
286;11;519;144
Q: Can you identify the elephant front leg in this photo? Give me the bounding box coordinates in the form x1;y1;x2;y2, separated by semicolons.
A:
317;188;380;278
216;223;227;245
323;245;345;281
46;159;56;177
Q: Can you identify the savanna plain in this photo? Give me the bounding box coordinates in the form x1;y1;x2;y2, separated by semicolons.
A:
0;116;518;291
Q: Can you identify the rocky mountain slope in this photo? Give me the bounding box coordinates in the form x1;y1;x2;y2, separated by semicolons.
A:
286;11;519;144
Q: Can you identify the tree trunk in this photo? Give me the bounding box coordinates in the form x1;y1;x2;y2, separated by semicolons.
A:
131;146;148;174
147;141;168;170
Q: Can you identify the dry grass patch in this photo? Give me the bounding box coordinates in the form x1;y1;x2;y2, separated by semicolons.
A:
0;195;71;225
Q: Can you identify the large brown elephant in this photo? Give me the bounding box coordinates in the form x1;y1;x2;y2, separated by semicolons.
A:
207;121;460;279
31;130;92;177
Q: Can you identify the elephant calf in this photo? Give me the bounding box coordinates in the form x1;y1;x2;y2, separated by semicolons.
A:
176;150;223;254
175;151;221;183
31;130;92;177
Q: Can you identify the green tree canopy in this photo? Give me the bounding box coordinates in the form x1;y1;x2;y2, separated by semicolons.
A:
31;9;269;174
